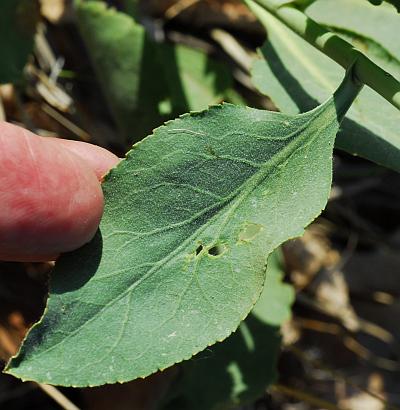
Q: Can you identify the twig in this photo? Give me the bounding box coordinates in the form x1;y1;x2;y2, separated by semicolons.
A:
288;345;400;410
164;0;202;20
0;322;80;410
0;93;5;122
272;383;347;410
343;336;400;372
244;0;400;111
295;312;400;371
28;65;73;112
37;383;81;410
34;23;57;72
210;29;255;72
41;103;91;142
297;292;396;343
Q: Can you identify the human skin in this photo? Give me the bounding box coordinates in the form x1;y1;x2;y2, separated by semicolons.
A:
0;121;119;262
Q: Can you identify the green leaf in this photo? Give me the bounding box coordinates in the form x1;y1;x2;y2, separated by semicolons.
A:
365;0;400;12
287;0;400;12
249;0;400;172
161;249;294;410
306;0;400;78
0;0;39;84
5;71;360;387
281;0;318;8
123;0;234;113
163;322;280;410
75;1;232;144
159;44;233;113
75;0;168;143
251;249;294;326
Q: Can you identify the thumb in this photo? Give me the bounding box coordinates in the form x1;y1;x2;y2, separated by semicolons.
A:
0;122;119;262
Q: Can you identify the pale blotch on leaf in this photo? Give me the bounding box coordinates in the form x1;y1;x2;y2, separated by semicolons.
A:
238;223;264;243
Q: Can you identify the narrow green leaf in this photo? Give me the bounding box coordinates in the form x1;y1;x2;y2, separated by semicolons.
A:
248;0;400;172
0;0;39;84
5;71;360;387
161;249;294;410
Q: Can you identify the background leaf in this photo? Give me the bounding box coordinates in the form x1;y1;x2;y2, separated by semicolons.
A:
158;44;233;113
251;249;294;326
76;0;232;144
6;73;359;386
0;0;39;84
75;0;169;143
365;0;400;12
306;0;400;76
248;0;400;172
161;249;294;410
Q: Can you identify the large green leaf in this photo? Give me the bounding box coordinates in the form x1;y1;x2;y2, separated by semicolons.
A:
161;250;294;410
0;0;39;84
249;0;400;172
5;71;360;387
76;1;232;144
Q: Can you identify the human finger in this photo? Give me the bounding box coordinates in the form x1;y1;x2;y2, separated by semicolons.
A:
0;122;115;262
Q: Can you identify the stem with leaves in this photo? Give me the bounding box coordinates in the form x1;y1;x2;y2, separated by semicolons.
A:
244;0;400;111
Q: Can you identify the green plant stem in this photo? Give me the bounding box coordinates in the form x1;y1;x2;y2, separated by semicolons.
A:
245;0;400;111
333;65;364;122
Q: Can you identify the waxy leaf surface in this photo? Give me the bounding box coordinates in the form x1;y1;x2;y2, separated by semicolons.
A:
6;73;359;386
